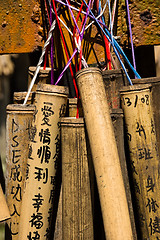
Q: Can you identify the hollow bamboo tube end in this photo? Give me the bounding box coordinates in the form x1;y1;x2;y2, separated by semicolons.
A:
61;117;84;126
28;66;51;77
76;67;101;79
120;84;152;93
132;76;160;84
13;92;35;104
6;104;35;113
36;83;69;95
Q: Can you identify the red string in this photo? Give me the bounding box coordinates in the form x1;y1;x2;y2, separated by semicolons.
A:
52;0;79;98
43;45;49;70
104;35;112;70
73;2;83;72
44;0;51;26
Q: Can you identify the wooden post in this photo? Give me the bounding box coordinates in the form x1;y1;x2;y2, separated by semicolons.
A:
0;184;10;222
61;117;94;240
120;84;160;240
102;69;127;109
5;104;35;239
76;67;133;240
18;84;68;239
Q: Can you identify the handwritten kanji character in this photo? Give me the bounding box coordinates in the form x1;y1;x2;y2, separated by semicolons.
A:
32;193;44;212
136;122;146;139
34;167;48;184
37;146;51;163
11;184;22;202
39;128;51;145
146;175;155;192
146;198;159;213
29;212;43;229
10;164;22;182
41;102;54;126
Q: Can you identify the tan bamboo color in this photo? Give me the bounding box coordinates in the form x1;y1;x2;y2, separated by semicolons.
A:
61;117;94;240
5;104;35;239
111;109;137;240
132;77;160;161
102;69;127;109
18;84;68;240
0;184;10;222
54;98;83;240
68;98;83;117
76;67;133;240
53;194;62;240
13;92;35;104
120;84;160;240
28;67;51;91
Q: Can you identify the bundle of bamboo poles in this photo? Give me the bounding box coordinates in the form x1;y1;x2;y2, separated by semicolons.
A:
4;65;160;240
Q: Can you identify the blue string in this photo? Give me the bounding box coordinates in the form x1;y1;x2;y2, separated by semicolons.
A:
82;0;141;82
98;17;141;79
83;0;133;85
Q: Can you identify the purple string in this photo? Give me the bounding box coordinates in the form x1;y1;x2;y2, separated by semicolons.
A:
55;49;77;85
50;7;54;84
126;0;137;76
65;0;82;38
80;0;92;41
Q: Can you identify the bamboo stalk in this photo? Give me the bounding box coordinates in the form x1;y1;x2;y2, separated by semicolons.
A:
76;67;133;240
5;104;35;239
120;84;160;240
61;117;94;240
18;84;68;239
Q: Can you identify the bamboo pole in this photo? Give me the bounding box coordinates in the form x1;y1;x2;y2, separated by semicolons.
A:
18;84;68;240
0;184;10;222
76;67;133;240
111;109;137;240
68;98;83;117
132;77;160;161
120;84;160;240
5;104;35;239
102;69;127;109
28;67;51;91
61;117;94;240
13;92;35;104
54;98;84;240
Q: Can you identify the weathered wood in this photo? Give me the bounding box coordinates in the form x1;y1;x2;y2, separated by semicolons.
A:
61;117;94;240
102;69;128;109
120;84;160;239
5;104;34;239
132;77;160;160
111;109;137;240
